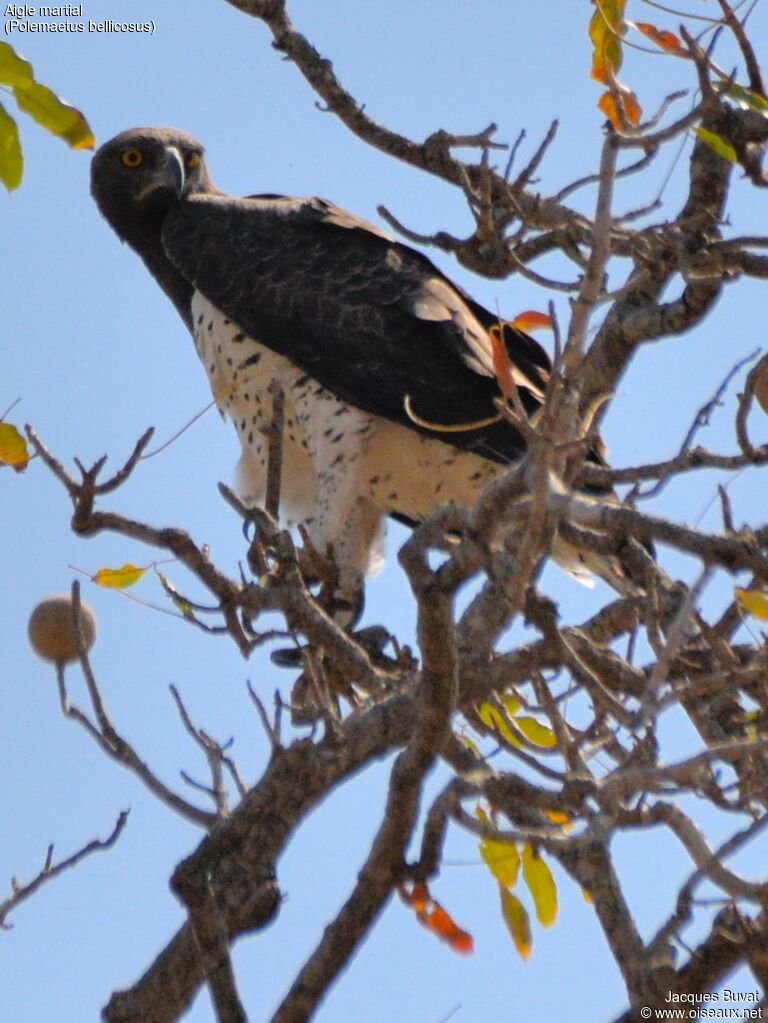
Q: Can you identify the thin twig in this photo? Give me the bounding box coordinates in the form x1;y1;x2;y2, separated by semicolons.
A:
0;811;129;929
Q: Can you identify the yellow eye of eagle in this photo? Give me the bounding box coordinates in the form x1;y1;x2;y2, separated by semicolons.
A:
121;148;143;168
186;152;201;170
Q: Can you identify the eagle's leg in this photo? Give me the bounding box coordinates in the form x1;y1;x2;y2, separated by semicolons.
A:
282;405;381;629
271;494;386;675
303;491;385;630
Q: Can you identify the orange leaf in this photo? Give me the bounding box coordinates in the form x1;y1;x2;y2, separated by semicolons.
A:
489;324;516;401
633;22;686;56
421;903;474;954
93;563;148;589
598;88;642;129
399;882;474;955
510;310;552;333
400;880;430;913
0;421;29;469
544;809;572;831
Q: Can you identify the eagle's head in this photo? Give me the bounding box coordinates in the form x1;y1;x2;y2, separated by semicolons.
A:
90;127;213;242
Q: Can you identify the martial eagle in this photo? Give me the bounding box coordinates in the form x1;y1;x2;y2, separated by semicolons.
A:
91;127;608;615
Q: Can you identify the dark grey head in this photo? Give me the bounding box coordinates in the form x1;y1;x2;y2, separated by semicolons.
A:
90;126;213;241
91;127;216;328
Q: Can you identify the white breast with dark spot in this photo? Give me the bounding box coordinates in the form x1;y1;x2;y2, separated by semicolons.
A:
191;293;511;578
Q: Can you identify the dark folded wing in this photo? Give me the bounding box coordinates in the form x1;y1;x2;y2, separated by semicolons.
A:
162;192;551;464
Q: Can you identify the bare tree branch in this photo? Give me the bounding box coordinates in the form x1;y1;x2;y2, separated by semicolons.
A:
0;812;128;930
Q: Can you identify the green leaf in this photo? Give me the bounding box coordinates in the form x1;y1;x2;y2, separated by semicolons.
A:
0;103;23;191
0;41;33;89
13;80;94;149
522;844;558;928
695;127;737;163
499;887;532;960
719;81;768;117
155;569;194;619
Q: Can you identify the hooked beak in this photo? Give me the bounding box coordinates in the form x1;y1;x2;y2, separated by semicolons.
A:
137;145;186;202
164;146;186;197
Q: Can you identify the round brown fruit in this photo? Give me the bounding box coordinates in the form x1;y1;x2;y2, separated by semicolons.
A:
28;595;97;665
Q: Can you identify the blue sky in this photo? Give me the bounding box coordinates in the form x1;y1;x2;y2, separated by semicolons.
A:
3;2;768;1020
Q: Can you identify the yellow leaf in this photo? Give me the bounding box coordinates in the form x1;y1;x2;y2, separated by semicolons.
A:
513;716;557;749
500;693;521;717
582;888;594;905
0;42;33;89
481;837;520;888
510;311;553;333
589;0;627;84
493;697;557;749
0;421;29;467
457;730;482;757
522;844;558;927
695;127;737;163
13;80;94;149
735;588;768;620
0;103;22;191
93;563;147;589
499;888;532;959
478;701;522;748
742;710;759;741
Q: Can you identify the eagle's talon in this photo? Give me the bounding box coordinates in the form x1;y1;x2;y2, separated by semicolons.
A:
270;623;391;672
270;645;304;669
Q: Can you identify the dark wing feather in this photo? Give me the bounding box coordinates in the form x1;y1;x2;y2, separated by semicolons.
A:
161;193;550;464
